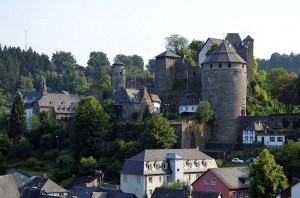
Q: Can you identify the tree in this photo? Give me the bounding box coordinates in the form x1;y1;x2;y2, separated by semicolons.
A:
192;101;215;125
145;59;155;74
282;117;290;128
70;96;111;158
51;51;76;74
249;148;288;198
143;114;177;149
188;39;204;66
165;35;189;56
205;43;219;57
142;104;152;121
86;51;111;82
91;74;112;90
8;92;26;144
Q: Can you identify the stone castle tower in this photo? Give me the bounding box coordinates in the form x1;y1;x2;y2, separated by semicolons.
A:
201;41;247;142
225;34;254;81
154;51;181;93
111;60;126;91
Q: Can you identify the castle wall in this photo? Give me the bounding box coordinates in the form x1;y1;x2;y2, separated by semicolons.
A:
154;57;176;92
202;62;247;142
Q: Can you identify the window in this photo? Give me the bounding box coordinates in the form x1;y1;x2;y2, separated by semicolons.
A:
204;178;209;185
189;174;191;180
277;137;283;142
163;162;168;169
270;137;275;142
197;173;202;178
219;63;222;68
123;174;127;183
238;191;243;198
155;162;160;169
232;191;236;198
210;64;213;68
137;175;140;184
149;177;153;183
159;176;162;183
245;190;249;198
228;63;231;68
192;106;194;111
211;178;216;185
180;107;183;111
147;163;152;170
185;107;188;111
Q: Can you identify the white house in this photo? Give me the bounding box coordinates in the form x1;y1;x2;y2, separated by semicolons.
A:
242;121;295;148
276;181;300;198
198;38;223;66
120;149;218;198
178;94;201;115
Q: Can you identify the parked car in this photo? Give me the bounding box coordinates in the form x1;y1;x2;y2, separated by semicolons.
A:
245;158;256;163
231;158;244;163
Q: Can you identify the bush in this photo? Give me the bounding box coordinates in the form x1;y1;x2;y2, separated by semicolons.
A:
292;117;299;129
42;149;57;160
216;159;223;167
26;157;40;167
132;112;141;121
163;181;186;189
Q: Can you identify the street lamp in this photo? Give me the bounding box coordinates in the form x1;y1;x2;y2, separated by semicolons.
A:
56;136;59;164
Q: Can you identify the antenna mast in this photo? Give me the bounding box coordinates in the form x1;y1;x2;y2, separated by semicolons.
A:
25;31;27;51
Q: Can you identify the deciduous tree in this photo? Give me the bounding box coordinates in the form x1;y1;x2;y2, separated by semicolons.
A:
249;148;288;198
143;114;177;149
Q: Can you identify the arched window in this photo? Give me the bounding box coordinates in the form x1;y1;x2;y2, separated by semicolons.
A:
241;109;246;116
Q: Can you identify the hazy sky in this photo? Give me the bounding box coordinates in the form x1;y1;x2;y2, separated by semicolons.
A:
1;0;300;66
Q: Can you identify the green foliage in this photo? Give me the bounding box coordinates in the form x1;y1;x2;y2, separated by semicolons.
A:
8;92;26;144
9;137;33;159
132;112;141;121
205;43;219;57
26;157;40;167
86;51;111;83
70;96;112;158
216;159;223;167
192;100;215;125
143;114;177;149
107;159;122;179
112;139;142;162
275;140;300;177
249;148;288;198
91;74;111;90
163;181;186;189
282;117;290;128
115;54;144;70
165;35;189;56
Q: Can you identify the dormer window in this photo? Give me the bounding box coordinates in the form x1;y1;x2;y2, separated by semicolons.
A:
50;101;53;104
186;160;192;168
61;102;65;105
202;160;207;167
163;162;168;169
154;162;160;169
146;162;153;170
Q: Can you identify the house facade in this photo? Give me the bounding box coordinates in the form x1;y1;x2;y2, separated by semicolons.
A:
242;122;293;148
192;167;250;198
276;181;300;198
178;94;201;115
120;149;218;198
111;87;161;120
198;38;223;66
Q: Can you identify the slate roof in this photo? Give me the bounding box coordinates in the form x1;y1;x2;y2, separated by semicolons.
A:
64;176;97;189
156;51;181;58
202;40;246;65
20;176;68;195
66;186;135;198
111;87;160;104
0;175;20;198
120;149;216;175
243;35;254;41
243;122;273;132
198;38;223;55
151;188;222;198
6;168;31;190
209;167;250;189
37;92;81;114
179;94;202;106
112;60;126;66
225;33;242;47
7;91;42;108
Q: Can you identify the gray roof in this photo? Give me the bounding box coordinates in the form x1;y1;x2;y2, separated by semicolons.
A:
6;168;31;190
202;40;246;65
225;33;242;47
20;176;68;195
111;87;160;105
210;167;250;189
112;60;125;66
179;94;202;106
37;92;81;114
120;149;215;175
243;35;254;41
151;188;222;198
243;122;273;132
208;38;223;44
156;51;181;58
0;175;20;198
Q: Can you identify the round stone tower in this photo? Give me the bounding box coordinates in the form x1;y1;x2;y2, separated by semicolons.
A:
201;41;247;142
111;60;126;91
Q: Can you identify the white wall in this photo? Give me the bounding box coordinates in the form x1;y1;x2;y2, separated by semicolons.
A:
179;105;198;114
153;102;160;114
120;174;145;198
199;40;214;66
292;182;300;198
257;135;285;148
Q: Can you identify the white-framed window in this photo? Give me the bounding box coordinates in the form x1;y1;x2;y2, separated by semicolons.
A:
192;106;194;111
149;189;153;196
149;177;153;183
159;176;162;183
147;163;153;170
155;162;160;169
163;162;168;169
277;137;283;142
211;178;216;185
123;174;127;183
185;106;188;111
137;175;140;184
204;178;209;185
270;137;275;142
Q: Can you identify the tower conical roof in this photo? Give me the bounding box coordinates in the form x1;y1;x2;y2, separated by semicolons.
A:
155;51;181;59
112;59;125;66
202;40;246;65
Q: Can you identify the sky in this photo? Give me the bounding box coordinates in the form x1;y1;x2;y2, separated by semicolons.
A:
1;0;300;66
